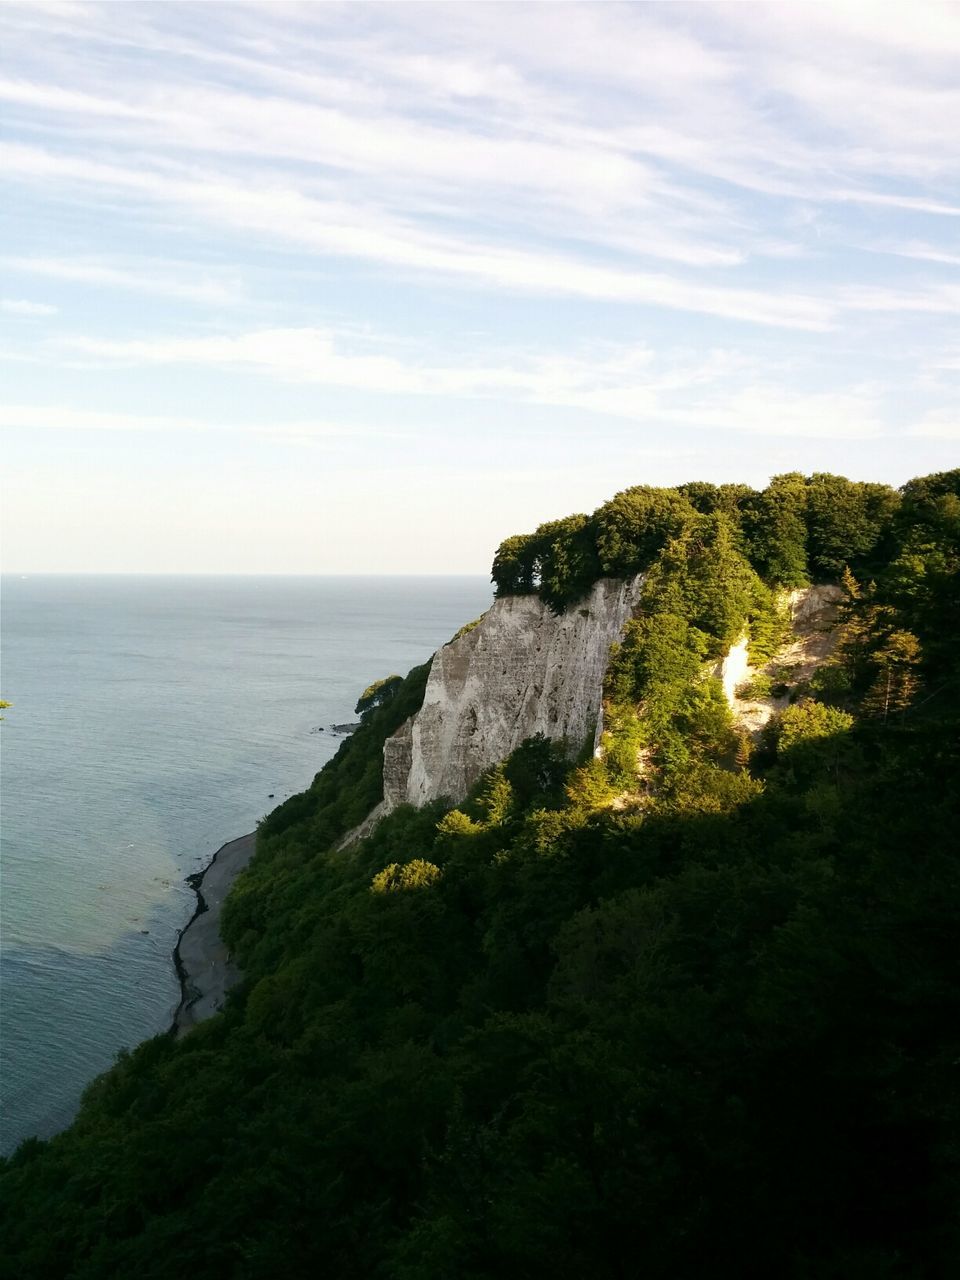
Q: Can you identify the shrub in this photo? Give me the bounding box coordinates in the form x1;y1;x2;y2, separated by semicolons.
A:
370;859;444;893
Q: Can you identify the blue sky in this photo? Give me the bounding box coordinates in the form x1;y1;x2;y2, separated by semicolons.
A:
2;1;959;572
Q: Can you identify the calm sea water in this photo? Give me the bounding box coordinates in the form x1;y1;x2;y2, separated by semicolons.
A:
0;574;491;1154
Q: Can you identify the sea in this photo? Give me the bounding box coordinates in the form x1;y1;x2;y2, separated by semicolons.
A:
0;574;492;1155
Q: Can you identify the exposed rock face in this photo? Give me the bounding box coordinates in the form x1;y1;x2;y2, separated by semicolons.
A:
382;576;644;811
779;584;846;678
337;579;846;851
720;584;845;735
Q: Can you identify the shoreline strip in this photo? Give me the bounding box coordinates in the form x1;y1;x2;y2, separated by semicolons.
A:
171;831;256;1037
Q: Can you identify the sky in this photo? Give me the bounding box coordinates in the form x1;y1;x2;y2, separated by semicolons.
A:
2;0;959;573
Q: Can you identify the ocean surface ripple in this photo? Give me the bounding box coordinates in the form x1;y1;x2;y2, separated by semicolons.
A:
0;574;492;1154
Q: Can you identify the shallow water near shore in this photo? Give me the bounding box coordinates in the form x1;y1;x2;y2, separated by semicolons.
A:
0;574;492;1154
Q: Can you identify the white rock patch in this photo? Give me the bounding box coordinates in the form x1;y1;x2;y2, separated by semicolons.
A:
382;576;644;811
720;584;845;736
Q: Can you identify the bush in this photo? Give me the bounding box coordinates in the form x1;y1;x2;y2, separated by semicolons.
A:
371;860;443;893
777;699;854;752
736;674;774;701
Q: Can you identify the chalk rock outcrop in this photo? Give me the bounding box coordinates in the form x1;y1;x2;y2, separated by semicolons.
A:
382;576;644;811
720;584;845;735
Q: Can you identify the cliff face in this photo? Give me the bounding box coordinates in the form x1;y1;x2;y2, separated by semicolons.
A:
382;575;644;811
339;578;844;851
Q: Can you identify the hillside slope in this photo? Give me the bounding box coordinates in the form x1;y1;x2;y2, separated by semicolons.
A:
1;470;958;1280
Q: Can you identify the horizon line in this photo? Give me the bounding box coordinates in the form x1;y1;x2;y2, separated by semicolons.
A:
0;570;493;578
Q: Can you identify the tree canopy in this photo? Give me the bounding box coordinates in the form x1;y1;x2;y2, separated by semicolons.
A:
491;472;904;607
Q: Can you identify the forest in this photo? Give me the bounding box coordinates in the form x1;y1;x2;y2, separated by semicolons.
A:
1;470;958;1279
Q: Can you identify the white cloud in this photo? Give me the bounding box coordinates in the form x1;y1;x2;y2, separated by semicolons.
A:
52;327;887;440
838;283;960;316
1;143;832;329
2;0;958;561
779;0;960;60
661;387;885;440
7;2;960;219
906;410;960;439
1;298;57;317
868;241;960;268
56;327;748;410
3;256;244;305
0;76;145;118
0;402;402;439
4;2;960;343
831;190;960;218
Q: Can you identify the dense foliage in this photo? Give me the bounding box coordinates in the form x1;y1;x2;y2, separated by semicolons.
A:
491;471;908;609
1;470;959;1279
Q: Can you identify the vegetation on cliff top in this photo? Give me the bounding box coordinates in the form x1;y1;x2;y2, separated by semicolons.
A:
491;471;905;609
0;469;958;1279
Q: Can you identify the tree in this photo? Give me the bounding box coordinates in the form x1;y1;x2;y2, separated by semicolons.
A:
805;473;899;579
742;473;809;586
478;764;515;826
840;566;861;599
504;734;569;809
777;699;854;752
370;859;443;893
644;513;760;653
565;757;616;811
678;481;756;521
592;486;695;577
436;809;481;838
491;533;539;596
356;675;404;720
862;630;922;722
532;514;601;611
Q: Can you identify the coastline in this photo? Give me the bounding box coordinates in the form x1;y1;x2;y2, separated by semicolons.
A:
171;831;257;1037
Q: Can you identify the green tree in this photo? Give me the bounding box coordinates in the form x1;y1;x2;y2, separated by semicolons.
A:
743;472;809;585
477;764;515;826
592;486;695;577
778;699;854;752
678;480;756;522
503;734;569;809
436;808;482;838
565;756;616;812
645;513;760;653
532;513;601;611
491;532;539;595
371;859;443;893
805;473;899;579
862;630;922;722
356;674;404;720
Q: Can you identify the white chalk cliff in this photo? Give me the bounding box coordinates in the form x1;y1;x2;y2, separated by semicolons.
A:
338;578;844;850
383;575;644;812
